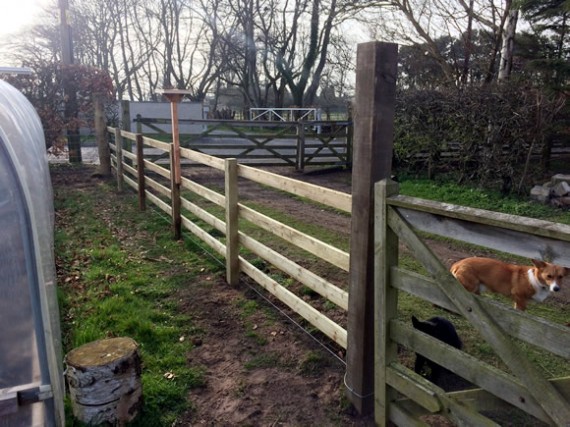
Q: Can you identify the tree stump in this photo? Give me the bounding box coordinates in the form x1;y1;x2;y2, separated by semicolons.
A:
65;337;142;425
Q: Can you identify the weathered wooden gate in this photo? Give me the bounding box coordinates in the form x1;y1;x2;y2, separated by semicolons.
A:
132;117;352;171
374;179;570;426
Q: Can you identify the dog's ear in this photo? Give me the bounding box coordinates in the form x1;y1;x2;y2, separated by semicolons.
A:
411;316;420;328
532;259;547;268
564;267;570;276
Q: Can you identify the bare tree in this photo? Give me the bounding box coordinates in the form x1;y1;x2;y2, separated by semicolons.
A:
498;0;518;80
364;0;512;86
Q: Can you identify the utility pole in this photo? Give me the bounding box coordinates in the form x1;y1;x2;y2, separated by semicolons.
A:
59;0;82;163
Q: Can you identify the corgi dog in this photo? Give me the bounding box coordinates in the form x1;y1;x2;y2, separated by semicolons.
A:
411;316;462;383
450;257;569;311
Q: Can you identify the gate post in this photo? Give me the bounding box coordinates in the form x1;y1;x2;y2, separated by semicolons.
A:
114;128;124;192
225;158;240;285
135;134;146;211
374;179;400;426
345;41;398;415
121;100;131;132
296;122;305;172
169;145;182;240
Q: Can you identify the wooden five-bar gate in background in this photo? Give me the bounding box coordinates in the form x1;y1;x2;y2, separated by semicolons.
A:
132;116;352;172
105;42;570;425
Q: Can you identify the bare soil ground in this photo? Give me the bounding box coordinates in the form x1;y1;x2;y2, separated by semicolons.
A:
53;165;569;426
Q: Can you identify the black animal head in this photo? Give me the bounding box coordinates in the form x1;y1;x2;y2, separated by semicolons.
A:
411;316;462;350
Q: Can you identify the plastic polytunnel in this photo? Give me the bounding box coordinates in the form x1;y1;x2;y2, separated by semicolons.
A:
0;79;64;426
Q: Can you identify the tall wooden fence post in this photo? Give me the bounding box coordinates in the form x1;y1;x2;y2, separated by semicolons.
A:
135;114;142;134
135;134;146;211
162;89;191;239
170;145;181;239
94;95;111;176
345;41;398;416
225;158;239;285
114;128;124;192
296;122;305;172
121;100;131;132
346;104;353;167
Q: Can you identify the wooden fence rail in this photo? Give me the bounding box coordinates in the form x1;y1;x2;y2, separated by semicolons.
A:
107;126;350;350
374;178;570;426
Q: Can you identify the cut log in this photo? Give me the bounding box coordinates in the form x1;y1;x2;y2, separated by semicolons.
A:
65;337;142;425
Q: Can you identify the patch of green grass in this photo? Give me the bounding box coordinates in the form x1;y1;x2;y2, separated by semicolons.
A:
399;178;569;224
236;298;259;318
245;328;269;346
54;168;218;426
299;351;330;376
244;352;282;370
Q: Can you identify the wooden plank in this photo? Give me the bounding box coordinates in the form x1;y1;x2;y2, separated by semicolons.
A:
180;216;226;257
142;136;170;152
143;159;170;179
123;175;137;191
145;190;171;215
119;130;138;141
114;128;124;192
145;177;171;199
387;207;570;426
136;134;146;211
239;232;348;310
447;377;570;416
180;176;225;207
179;146;225;170
170;146;181;239
238;205;349;271
385;364;441;413
122;163;137;178
389;195;570;243
122;150;136;161
396;377;570;423
392;268;570;358
387;364;500;427
296;122;305;172
225;159;239;286
180;198;225;232
394;207;570;266
388;402;429;427
237;164;352;213
347;41;398;416
239;258;348;349
391;320;560;423
375;180;401;426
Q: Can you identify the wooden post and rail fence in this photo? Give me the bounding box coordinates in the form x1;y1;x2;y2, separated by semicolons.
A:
105;41;570;425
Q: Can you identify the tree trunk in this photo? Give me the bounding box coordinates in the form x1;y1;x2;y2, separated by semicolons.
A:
95;95;112;177
498;5;518;81
65;337;142;426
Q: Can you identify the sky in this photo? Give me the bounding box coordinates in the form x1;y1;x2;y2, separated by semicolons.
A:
0;0;47;36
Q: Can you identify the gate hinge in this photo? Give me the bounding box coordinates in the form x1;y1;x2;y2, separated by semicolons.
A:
0;384;53;416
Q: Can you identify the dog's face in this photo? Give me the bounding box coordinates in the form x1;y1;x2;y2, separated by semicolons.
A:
532;259;569;292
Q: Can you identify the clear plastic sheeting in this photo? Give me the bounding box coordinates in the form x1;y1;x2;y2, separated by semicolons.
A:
0;80;64;426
